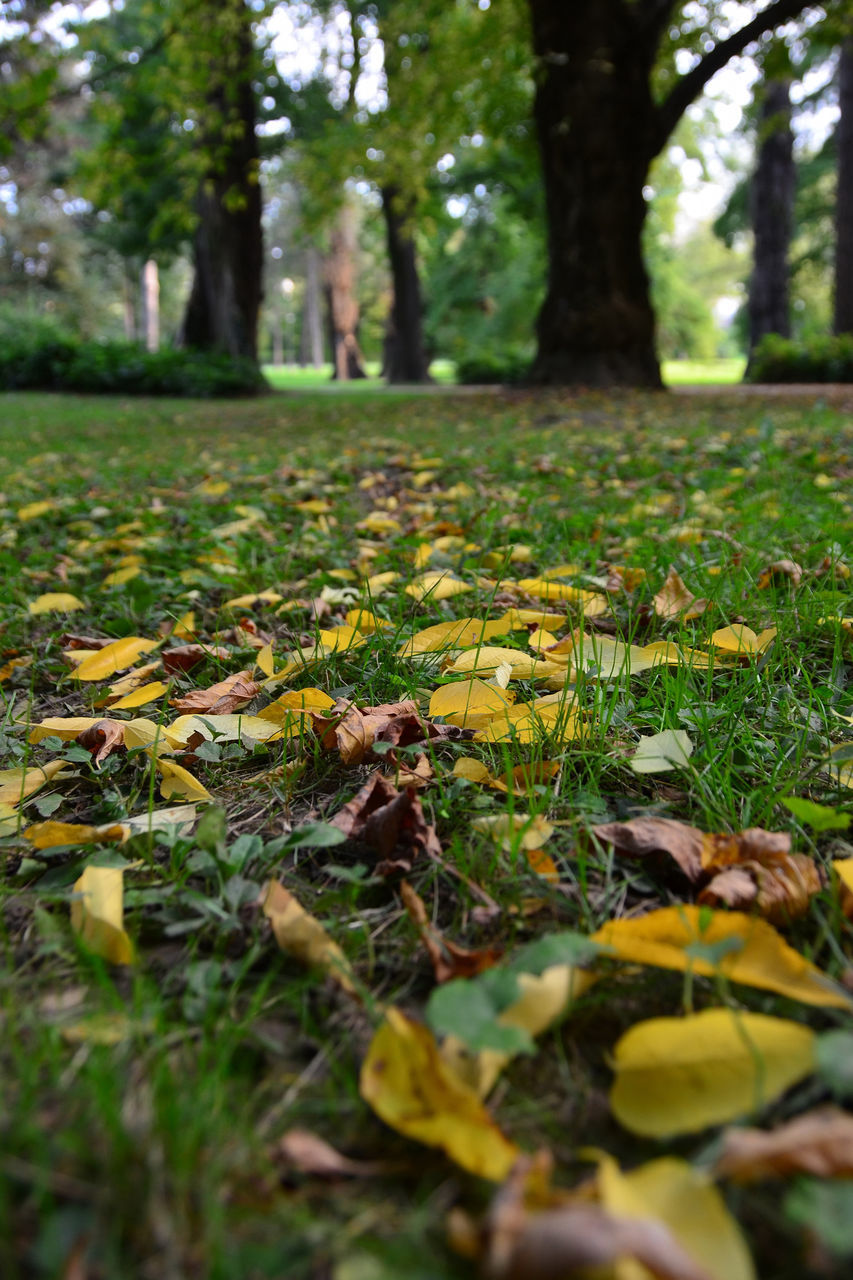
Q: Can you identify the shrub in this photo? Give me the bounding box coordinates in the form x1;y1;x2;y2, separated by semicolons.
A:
455;348;531;385
746;333;853;383
0;316;266;397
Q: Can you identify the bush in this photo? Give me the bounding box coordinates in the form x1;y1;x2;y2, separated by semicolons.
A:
455;349;532;385
0;314;265;397
746;333;853;383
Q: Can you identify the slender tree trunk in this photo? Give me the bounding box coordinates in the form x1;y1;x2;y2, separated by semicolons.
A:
122;267;136;342
300;244;324;367
380;185;432;383
527;0;662;387
323;202;367;380
179;0;262;363
140;258;159;352
835;40;853;335
747;77;794;363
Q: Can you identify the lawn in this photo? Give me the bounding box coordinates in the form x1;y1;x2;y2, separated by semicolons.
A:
2;385;852;1279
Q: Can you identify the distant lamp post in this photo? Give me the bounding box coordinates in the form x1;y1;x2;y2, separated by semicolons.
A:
281;277;295;366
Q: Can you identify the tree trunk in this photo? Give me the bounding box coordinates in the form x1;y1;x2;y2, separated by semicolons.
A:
381;185;432;383
122;267;136;342
527;0;662;387
747;77;794;362
323;202;367;380
835;40;853;335
300;244;324;367
140;258;159;352
179;1;262;363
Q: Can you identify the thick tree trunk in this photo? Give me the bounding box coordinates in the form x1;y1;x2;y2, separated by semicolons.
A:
300;244;324;367
381;185;432;384
835;40;853;335
527;0;662;387
323;203;367;380
179;1;262;363
747;77;794;362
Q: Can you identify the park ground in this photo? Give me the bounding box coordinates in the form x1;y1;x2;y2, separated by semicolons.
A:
2;382;853;1278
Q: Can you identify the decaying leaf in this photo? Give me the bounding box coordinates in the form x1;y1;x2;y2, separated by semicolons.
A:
715;1106;853;1180
400;880;502;983
756;559;803;589
76;719;126;766
609;1008;816;1137
262;880;357;996
330;770;443;873
169;670;260;714
70;866;134;965
359;1006;519;1181
161;643;231;674
592;816;705;879
312;698;467;765
653;566;708;620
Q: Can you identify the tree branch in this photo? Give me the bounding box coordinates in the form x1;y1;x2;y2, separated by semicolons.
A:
653;0;817;154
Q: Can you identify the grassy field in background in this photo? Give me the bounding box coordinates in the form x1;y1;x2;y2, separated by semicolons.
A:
1;385;852;1278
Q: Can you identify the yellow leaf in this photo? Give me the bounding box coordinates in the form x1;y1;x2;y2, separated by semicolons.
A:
593;906;851;1008
630;729;694;774
223;589;283;609
70;866;134;965
345;607;393;635
497;608;568;630
0;801;20;836
452;756;560;796
164;713;284;748
360;1007;519;1180
316;625;367;652
517;576;602;606
73;637;159;682
834;858;853;894
262;880;357;995
475;695;583;745
104;660;162;697
156;758;213;802
429;679;512;729
0;760;69;805
404;572;472;602
471;813;555;851
363;570;398;595
29;716;101;744
108;681;170;710
257;687;336;726
399;617;508;656
102;565;142;588
18;499;55;521
123;717;171;753
254;642;275;678
597;1154;756;1280
709;625;776;655
445;646;558;680
28;592;85;615
610;1009;815;1138
25;821;129;849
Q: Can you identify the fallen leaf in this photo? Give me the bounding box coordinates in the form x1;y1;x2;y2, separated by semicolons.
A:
453;757;560;795
262;880;357;996
596;1154;754;1280
0;760;69;805
124;804;197;835
106;680;170;710
169;670;260;714
700;830;821;922
276;1128;388;1177
610;1008;815;1137
472;814;555;852
72;636;159;681
715;1106;853;1180
630;728;694;773
76;719;125;766
404;571;472;602
28;592;86;615
592;817;704;880
445;646;560;680
164;713;283;749
161;643;231;674
429;678;513;730
331;771;443;873
756;559;803;589
29;716;102;744
400;880;502;983
70;866;134;965
708;625;776;656
653;566;708;620
359;1006;518;1181
592;905;851;1008
313;698;465;766
155;758;213;802
25;820;129;849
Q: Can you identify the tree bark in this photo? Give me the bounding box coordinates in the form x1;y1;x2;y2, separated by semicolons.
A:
323;202;367;380
747;77;794;362
140;258;159;352
179;0;262;363
835;39;853;335
381;185;432;383
527;0;662;387
300;244;325;367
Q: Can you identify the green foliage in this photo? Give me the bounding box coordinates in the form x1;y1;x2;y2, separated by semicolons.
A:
454;349;531;385
0;309;264;396
746;333;853;382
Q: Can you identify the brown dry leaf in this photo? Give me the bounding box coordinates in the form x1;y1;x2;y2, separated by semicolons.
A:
400;880;502;983
169;670;260;714
76;719;125;767
330;771;443;874
756;559;803;589
592;816;705;880
312;698;466;765
700;829;822;922
60;633;119;651
453;757;560;796
654;565;709;620
161;643;231;674
715;1107;853;1181
386;751;434;788
482;1156;714;1280
276;1128;388;1177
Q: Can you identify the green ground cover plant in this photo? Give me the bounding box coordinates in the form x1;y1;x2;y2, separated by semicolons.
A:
1;386;853;1278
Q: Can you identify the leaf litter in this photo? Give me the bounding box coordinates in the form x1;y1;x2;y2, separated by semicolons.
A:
3;389;853;1275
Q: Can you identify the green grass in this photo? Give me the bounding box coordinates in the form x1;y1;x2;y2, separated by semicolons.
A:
262;358;457;390
1;386;852;1278
662;357;746;385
